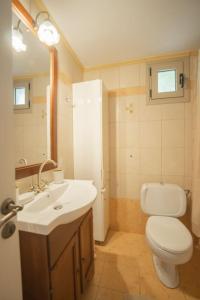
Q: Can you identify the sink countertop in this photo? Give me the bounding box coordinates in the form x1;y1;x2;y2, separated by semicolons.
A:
17;179;97;235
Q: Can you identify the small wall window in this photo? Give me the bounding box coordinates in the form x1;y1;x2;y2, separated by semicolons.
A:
13;80;31;110
147;57;189;104
158;69;176;93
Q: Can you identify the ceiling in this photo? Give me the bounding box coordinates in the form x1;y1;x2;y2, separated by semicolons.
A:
43;0;200;67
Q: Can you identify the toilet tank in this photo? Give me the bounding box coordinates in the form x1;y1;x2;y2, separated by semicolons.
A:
140;183;187;217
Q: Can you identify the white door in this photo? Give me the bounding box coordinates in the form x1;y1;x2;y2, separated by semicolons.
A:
0;1;22;299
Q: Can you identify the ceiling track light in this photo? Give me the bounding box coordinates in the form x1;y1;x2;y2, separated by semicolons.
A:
12;20;27;52
35;11;60;46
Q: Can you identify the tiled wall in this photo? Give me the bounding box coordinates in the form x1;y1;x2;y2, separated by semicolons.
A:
84;55;197;233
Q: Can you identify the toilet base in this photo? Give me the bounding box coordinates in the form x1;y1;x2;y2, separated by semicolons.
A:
153;255;179;288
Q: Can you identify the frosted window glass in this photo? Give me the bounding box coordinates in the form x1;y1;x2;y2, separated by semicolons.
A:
15;87;25;105
158;69;176;93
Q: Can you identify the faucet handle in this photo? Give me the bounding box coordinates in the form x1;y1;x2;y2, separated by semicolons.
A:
41;179;49;187
38;180;49;192
28;184;35;192
28;184;39;193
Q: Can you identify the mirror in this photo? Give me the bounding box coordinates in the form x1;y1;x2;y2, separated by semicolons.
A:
13;14;50;167
12;0;57;179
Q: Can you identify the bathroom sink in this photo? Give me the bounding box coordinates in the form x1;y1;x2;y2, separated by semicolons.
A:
17;179;97;235
25;182;69;213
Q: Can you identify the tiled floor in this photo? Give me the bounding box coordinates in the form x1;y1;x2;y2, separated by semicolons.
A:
81;231;200;300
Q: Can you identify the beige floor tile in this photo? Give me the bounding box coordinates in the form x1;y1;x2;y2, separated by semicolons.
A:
92;231;200;300
138;253;156;277
98;231;150;258
105;254;140;267
179;247;200;300
124;295;153;300
95;246;108;262
167;288;186;300
90;258;105;286
182;285;200;300
185;295;200;300
99;259;140;294
80;284;98;300
96;287;124;300
140;273;187;300
140;275;169;300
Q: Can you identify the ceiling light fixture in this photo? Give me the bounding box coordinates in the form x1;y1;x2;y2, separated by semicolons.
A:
12;20;27;52
35;11;60;46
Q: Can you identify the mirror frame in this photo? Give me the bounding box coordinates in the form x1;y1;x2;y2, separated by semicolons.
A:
12;0;58;179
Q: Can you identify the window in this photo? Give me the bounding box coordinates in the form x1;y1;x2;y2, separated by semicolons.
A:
157;69;176;93
13;80;31;110
147;57;189;104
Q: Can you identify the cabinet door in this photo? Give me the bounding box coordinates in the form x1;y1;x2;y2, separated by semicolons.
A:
79;209;94;291
51;235;80;300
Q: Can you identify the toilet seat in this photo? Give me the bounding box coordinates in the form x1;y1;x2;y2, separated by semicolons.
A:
146;216;192;254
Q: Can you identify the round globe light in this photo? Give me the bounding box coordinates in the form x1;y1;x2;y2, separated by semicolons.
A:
37;20;60;46
12;28;27;52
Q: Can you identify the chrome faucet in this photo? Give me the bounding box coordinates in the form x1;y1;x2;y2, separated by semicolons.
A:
37;159;57;192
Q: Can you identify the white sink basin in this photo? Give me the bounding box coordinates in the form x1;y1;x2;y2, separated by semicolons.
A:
17;179;97;235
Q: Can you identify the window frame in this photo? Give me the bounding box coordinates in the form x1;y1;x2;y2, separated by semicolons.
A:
147;57;190;105
13;79;31;110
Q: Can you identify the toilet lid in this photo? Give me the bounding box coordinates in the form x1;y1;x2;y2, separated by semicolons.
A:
146;216;192;253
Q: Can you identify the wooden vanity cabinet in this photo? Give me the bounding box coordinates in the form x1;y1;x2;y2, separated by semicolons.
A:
51;234;80;300
19;209;94;300
79;208;94;291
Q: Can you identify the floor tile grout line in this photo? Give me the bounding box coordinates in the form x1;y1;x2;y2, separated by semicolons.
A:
90;231;196;300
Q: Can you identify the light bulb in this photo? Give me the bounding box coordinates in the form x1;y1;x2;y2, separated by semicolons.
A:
37;20;60;46
12;28;27;52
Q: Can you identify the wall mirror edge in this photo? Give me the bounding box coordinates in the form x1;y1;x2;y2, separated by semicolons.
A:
13;0;58;180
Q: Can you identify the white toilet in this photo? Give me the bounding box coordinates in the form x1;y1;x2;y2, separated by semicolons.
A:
140;183;193;288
